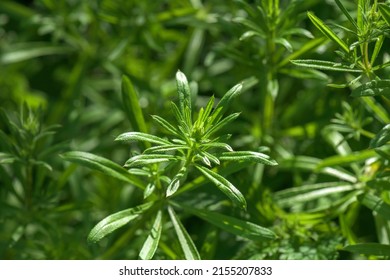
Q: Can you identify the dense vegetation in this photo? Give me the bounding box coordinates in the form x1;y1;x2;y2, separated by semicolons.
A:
1;0;390;260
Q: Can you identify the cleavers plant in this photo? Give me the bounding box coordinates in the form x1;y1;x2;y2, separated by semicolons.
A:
62;70;277;260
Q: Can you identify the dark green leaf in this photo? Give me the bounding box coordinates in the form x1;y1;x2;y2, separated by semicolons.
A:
379;3;390;26
167;206;200;260
370;124;390;148
88;202;154;243
351;80;390;98
177;203;276;241
121;75;148;135
307;11;350;53
344;243;390;257
359;193;390;220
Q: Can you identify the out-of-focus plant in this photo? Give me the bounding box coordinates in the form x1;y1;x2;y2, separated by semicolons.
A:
277;0;390;259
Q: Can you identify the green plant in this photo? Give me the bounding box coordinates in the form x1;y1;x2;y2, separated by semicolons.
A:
275;0;390;259
62;70;277;260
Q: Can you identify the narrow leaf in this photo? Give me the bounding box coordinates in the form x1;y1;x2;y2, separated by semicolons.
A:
359;193;390;220
177;203;276;241
60;151;144;189
168;206;201;260
195;165;247;210
335;0;358;30
220;151;277;166
344;243;390;257
176;70;192;124
205;112;240;138
291;59;362;72
125;154;178;168
88;202;153;243
212;83;243;123
307;11;350;53
115;132;171;145
351;80;390;98
379;3;390;26
139;210;163;260
370;124;390;148
317;149;377;169
121;75;148;134
166;166;188;197
274;182;359;207
151;115;180;136
0;43;72;64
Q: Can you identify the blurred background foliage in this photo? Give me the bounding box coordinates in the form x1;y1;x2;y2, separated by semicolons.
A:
1;0;389;259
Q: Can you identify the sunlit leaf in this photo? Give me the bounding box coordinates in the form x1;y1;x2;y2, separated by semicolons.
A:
307;11;350;53
115;132;171;145
195;165;247;210
88;202;154;243
220;151;277;166
60;151;144;189
139;210;163;260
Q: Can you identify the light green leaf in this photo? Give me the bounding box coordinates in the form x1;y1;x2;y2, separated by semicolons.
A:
139;210;163;260
60;151;144;189
166;166;188;197
144;144;187;154
359;193;390;220
307;11;350;53
167;206;201;260
124;154;178;168
121;76;148;135
115;132;171;145
195;165;247;210
211;83;243;123
378;3;390;26
220;151;277;166
344;243;390;257
202;142;233;152
351;80;390;98
88;202;154;243
316;149;377;169
279;37;326;68
176;70;192;124
177;203;276;241
143;183;156;199
275;37;293;52
335;0;358;30
370;124;390;148
0;152;16;164
0;42;72;64
274;182;360;207
291;59;362;72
